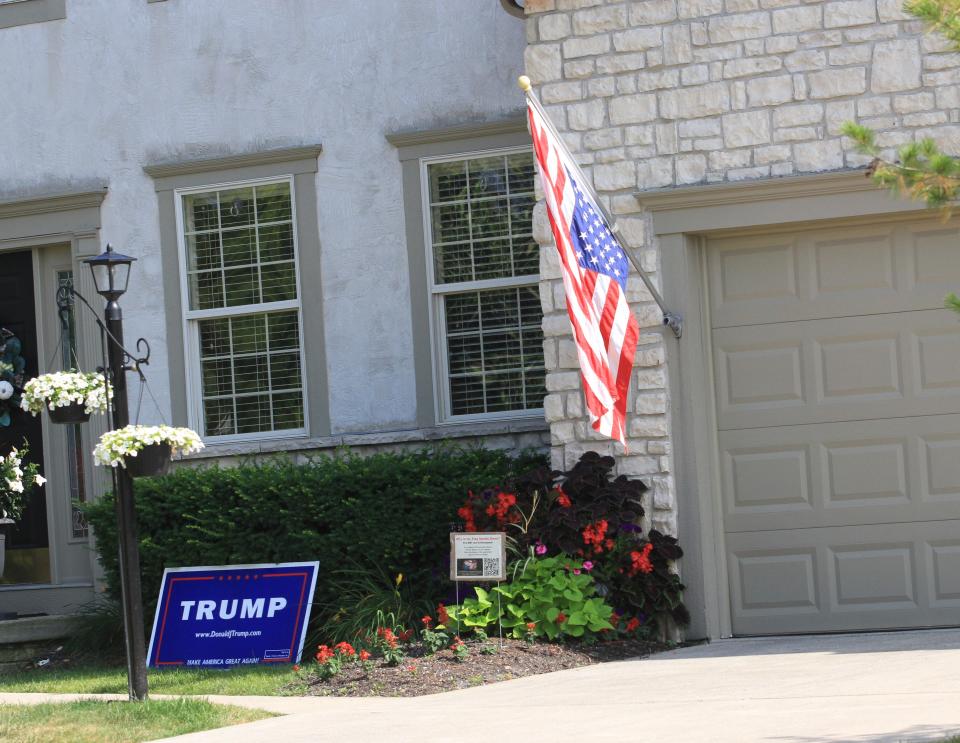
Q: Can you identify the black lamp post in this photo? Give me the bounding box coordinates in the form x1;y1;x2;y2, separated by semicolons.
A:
84;245;148;701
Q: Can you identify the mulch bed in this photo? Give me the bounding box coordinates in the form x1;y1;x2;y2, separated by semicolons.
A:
286;636;671;697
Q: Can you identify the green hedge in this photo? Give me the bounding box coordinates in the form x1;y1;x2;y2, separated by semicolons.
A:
84;446;546;631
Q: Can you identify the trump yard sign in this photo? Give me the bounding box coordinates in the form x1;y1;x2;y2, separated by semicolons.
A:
147;561;319;668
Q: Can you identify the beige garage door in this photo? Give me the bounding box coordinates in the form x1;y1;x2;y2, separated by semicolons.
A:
709;217;960;635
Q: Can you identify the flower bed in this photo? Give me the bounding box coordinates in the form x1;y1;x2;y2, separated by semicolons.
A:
289;634;669;697
454;451;689;635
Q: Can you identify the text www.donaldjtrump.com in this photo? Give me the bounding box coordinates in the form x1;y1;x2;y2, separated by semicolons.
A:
193;629;263;639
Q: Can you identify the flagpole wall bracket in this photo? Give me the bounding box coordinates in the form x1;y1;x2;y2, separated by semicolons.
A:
663;312;683;339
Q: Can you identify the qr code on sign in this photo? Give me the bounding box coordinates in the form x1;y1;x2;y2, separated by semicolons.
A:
482;558;501;577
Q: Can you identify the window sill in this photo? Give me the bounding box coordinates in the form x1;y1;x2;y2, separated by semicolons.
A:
182;418;548;460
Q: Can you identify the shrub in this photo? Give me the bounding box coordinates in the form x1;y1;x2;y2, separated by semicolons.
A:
84;446;546;643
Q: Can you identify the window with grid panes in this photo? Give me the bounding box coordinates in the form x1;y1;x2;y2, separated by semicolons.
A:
426;149;545;419
179;179;306;438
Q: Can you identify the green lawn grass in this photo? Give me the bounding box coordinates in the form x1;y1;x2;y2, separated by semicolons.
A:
0;663;293;696
0;699;274;743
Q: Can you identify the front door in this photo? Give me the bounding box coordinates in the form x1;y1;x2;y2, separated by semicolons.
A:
0;250;50;584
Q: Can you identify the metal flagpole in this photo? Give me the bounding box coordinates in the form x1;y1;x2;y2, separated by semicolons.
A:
518;75;682;339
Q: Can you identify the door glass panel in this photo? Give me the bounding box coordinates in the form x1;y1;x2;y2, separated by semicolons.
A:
57;271;88;540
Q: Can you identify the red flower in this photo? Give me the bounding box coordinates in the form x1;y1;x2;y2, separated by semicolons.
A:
629;543;654;576
316;645;334;663
377;627;399;648
333;641;355;657
422;615;433;628
437;603;450;626
293;664;301;671
526;622;536;631
359;650;371;661
626;617;641;632
555;487;572;508
582;519;609;553
398;628;412;642
485;505;496;516
556;612;567;624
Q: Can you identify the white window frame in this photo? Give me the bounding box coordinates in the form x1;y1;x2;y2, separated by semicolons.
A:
174;174;309;443
419;145;545;425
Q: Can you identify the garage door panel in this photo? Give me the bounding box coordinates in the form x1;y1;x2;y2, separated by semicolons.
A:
720;415;960;534
709;222;960;328
714;310;960;430
728;520;960;634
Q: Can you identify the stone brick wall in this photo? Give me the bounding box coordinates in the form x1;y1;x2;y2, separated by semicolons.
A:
524;0;960;534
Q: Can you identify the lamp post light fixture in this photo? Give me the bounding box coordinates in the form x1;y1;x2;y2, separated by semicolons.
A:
83;244;149;702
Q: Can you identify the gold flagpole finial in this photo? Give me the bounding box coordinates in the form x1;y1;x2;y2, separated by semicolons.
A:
518;75;532;92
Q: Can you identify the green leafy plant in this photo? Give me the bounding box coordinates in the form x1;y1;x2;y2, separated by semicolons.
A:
450;636;469;662
319;567;430;644
450;556;616;642
371;627;407;666
420;615;449;655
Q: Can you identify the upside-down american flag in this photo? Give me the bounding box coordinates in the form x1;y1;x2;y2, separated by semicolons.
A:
528;101;639;447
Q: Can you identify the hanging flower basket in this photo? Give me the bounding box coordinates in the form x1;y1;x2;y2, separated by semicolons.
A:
20;371;111;423
48;402;90;424
125;442;173;479
93;425;204;478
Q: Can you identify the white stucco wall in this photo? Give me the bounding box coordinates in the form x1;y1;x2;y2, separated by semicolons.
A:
0;0;528;436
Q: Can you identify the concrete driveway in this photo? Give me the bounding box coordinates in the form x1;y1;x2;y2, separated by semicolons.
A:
5;629;960;742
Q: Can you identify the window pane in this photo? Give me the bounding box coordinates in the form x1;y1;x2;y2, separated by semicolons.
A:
507;152;535;193
434;242;474;283
230;314;267;354
219;187;255;229
222;228;256;267
428;151;536;285
261;262;297;303
258;223;295;263
255;182;292;223
431;203;470;244
188;233;222;271
182;180;297;311
203;398;235;437
429;161;467;203
223;266;260;306
236;394;272;434
272;392;305;429
183;192;219;233
444;286;544;416
197;310;305;436
189;270;224;310
468;156;508;198
472;239;512;281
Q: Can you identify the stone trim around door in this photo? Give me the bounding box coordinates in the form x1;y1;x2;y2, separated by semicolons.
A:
648;170;940;640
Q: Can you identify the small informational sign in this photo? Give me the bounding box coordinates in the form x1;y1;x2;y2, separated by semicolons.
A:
147;561;319;668
450;532;506;582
